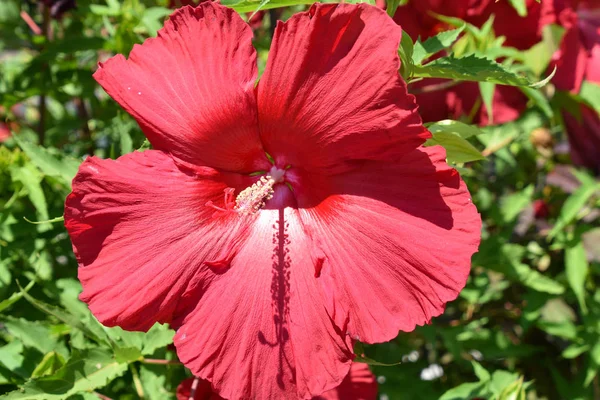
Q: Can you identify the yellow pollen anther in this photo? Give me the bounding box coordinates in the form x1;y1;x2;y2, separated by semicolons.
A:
234;176;276;215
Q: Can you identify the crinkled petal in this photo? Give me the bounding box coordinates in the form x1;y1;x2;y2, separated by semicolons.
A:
174;207;353;400
93;3;268;172
64;150;254;331
317;363;377;400
294;146;481;343
257;3;429;174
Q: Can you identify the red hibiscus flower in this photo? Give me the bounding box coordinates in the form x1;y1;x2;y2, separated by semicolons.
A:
395;1;530;125
65;3;481;399
393;0;491;41
562;104;600;174
547;0;600;92
176;363;377;400
0;123;11;143
414;81;528;125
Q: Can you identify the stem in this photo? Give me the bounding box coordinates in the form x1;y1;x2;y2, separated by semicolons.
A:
38;3;53;145
188;377;199;400
408;79;460;95
94;393;113;400
141;358;182;365
74;97;95;154
20;11;42;35
129;364;145;399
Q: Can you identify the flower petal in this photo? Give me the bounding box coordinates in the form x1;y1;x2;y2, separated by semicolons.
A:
93;3;268;172
317;363;378;400
176;377;222;400
552;23;588;92
257;3;429;174
174;208;353;400
295;146;481;343
65;150;254;331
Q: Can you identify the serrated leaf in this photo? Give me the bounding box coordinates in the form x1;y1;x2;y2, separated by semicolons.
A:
565;239;589;314
0;349;128;399
19;287;111;347
140;364;173;400
412;26;465;65
3;318;69;359
413;54;552;87
141;323;175;356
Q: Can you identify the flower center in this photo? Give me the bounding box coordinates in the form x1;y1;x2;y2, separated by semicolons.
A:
207;166;287;215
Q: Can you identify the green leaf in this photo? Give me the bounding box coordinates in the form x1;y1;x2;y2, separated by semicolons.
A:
0;280;34;314
398;30;414;80
3;318;69;359
439;381;488;400
479;82;496;124
562;344;590;359
472;361;491;382
584;341;600;386
141;323;175;356
579;81;600;114
220;0;313;13
508;0;528;16
521;86;554;118
19;287;111;347
31;352;66;378
412;26;465;65
114;347;143;363
500;185;534;223
549;181;599;238
425;130;484;164
10;164;49;223
12;136;79;186
140;364;173;400
0;349;128;399
427;120;482;139
565;239;589;314
386;0;401;18
412;54;553;87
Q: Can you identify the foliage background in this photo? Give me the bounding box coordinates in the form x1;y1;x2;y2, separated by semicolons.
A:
0;0;599;399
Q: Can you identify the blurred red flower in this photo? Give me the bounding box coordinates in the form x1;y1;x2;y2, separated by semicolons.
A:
414;81;528;126
176;363;378;400
0;123;11;143
562;104;600;174
65;3;480;398
393;0;490;41
547;0;600;92
394;0;533;125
